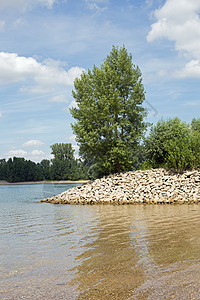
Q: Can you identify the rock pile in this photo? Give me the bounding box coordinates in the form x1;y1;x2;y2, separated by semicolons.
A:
41;168;200;204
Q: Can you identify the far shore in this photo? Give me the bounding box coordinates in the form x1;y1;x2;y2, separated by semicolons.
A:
0;180;89;186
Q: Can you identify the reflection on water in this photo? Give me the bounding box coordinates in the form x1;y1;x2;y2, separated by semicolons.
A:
70;206;145;299
69;205;200;299
0;185;200;299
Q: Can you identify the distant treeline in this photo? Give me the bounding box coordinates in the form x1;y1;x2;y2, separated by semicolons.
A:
1;118;200;183
0;143;89;183
0;157;45;182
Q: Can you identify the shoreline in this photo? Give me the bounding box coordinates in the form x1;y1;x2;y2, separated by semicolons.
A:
41;168;200;205
0;180;88;186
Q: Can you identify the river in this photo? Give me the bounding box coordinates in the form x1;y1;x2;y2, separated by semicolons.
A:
0;183;200;299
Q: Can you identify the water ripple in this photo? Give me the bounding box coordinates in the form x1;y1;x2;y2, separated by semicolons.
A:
1;185;200;299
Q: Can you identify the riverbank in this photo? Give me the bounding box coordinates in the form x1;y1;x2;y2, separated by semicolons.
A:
0;180;88;185
41;168;200;204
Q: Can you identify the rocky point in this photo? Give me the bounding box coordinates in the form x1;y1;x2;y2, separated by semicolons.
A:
41;168;200;205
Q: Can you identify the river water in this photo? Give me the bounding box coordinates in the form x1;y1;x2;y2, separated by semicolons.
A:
0;183;200;299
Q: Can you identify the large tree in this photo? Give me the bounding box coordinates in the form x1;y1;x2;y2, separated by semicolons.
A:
70;45;148;175
50;143;80;180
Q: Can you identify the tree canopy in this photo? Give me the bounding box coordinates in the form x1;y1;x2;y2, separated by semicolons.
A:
144;118;200;171
0;157;43;182
50;143;79;180
70;45;148;175
1;117;200;182
0;144;89;183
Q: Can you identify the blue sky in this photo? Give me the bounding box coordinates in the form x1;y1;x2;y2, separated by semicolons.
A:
0;0;200;162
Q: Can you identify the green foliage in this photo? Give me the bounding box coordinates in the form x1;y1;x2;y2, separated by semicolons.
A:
190;127;200;169
50;143;89;180
191;118;200;133
144;117;200;171
0;157;43;182
50;143;75;161
50;143;77;180
70;45;148;175
0;144;90;183
0;159;7;180
131;144;146;170
87;163;105;180
1;115;199;182
40;159;51;180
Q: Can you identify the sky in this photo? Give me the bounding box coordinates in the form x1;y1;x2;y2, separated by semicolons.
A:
1;0;200;162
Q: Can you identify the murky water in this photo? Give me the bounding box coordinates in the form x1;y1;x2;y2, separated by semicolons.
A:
0;184;200;299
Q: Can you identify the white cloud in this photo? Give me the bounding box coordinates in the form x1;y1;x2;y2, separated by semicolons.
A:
73;144;79;151
7;149;28;157
86;0;109;11
6;148;48;162
0;112;2;118
31;149;45;156
174;60;200;78
38;0;58;9
69;135;76;143
30;150;52;163
0;52;84;92
147;0;200;78
48;95;68;103
68;100;78;109
145;0;154;8
22;139;44;147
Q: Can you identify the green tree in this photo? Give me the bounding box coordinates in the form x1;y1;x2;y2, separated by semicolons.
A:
50;143;80;180
190;130;200;169
190;118;200;168
40;159;51;180
0;157;43;182
0;159;7;180
191;118;200;133
51;143;75;161
144;118;200;171
70;45;148;175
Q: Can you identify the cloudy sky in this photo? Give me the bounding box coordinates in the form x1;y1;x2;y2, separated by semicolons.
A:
1;0;200;162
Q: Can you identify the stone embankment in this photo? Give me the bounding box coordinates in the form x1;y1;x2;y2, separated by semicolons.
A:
41;169;200;205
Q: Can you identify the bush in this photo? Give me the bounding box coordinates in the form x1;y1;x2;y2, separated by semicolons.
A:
144;118;200;171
